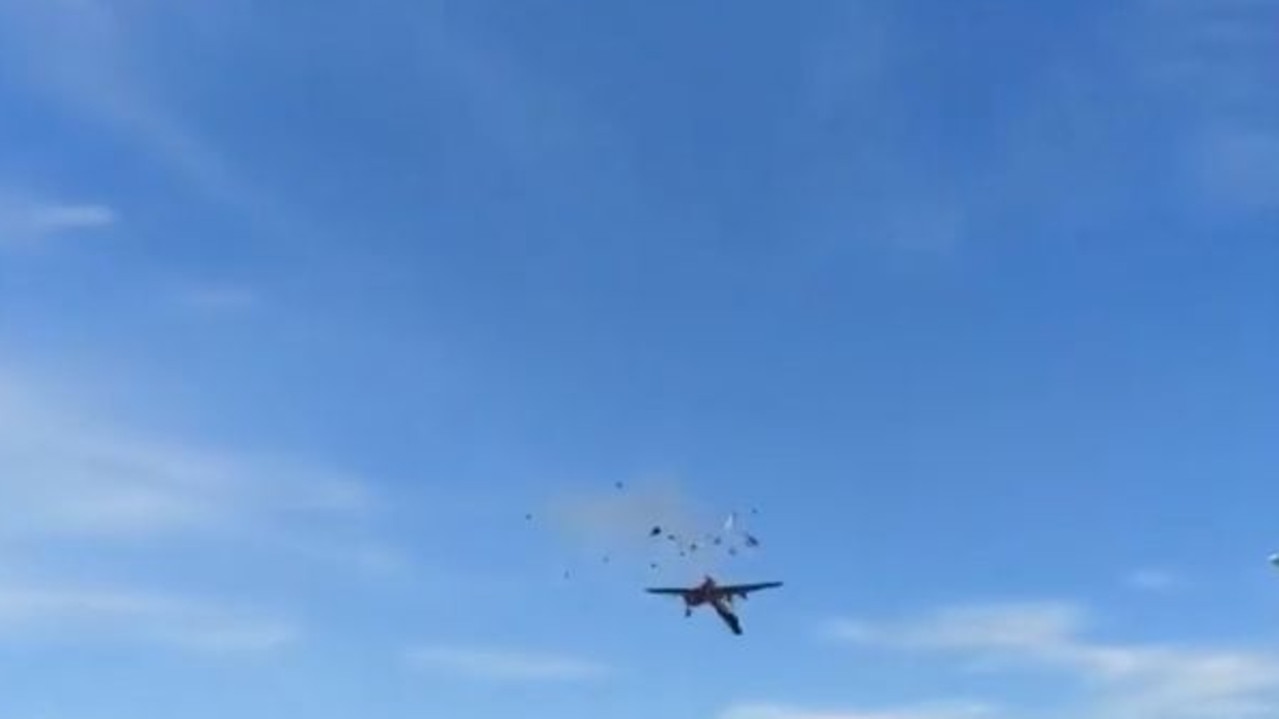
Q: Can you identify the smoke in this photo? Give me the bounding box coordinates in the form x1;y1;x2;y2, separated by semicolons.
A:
539;475;752;580
545;476;699;548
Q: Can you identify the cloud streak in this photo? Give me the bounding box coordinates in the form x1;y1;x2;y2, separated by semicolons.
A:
1125;568;1185;593
720;702;999;719
0;187;115;248
788;0;1279;259
1130;0;1279;213
0;580;298;653
828;601;1279;718
0;364;405;653
0;0;289;233
0;368;375;542
404;644;609;682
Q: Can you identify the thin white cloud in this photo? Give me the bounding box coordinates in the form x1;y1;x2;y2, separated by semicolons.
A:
790;0;1279;258
828;601;1279;718
826;601;1085;653
1125;568;1185;593
1131;0;1279;213
404;644;609;682
0;367;376;545
0;0;284;232
0;365;398;652
720;702;999;719
0;188;115;248
0;581;298;653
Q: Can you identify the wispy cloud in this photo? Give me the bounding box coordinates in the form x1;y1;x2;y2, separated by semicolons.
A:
721;702;999;719
788;0;1279;258
826;601;1084;654
0;188;115;248
1130;0;1279;214
0;364;400;652
404;644;610;682
828;601;1279;718
0;0;283;231
0;367;377;551
1125;568;1185;593
0;580;298;653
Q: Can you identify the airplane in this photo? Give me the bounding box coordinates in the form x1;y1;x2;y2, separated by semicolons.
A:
645;575;783;635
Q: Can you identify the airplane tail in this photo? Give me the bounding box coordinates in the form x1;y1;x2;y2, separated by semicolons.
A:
713;602;743;635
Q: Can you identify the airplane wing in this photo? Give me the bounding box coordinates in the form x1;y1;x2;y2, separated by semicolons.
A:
719;581;783;598
645;587;689;595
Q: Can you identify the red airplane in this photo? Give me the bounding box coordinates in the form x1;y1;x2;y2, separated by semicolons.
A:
645;575;783;635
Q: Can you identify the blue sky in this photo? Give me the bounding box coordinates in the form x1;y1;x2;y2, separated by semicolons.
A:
0;0;1277;717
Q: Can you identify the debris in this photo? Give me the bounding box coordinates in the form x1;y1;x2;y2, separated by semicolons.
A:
649;526;662;537
614;481;624;490
744;533;760;548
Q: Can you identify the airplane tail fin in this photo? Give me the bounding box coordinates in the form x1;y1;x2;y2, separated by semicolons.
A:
713;602;743;635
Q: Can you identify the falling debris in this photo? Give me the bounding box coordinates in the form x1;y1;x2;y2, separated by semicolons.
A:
534;481;771;586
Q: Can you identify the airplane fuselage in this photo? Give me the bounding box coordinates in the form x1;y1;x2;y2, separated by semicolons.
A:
679;576;738;623
681;577;721;606
647;575;780;635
